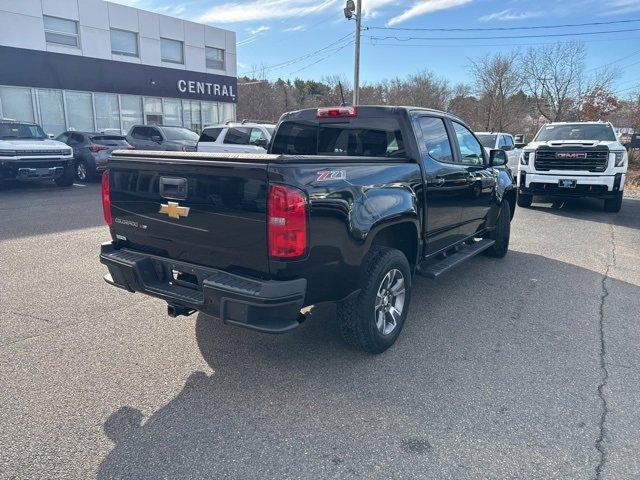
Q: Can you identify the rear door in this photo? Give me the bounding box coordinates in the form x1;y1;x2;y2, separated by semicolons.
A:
415;115;468;253
223;127;265;153
129;126;156;150
108;154;270;275
197;127;224;152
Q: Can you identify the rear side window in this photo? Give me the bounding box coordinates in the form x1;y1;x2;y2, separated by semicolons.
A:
200;127;223;143
417;117;453;163
271;117;405;157
224;127;252;145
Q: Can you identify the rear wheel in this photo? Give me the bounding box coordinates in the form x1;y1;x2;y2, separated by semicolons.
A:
75;160;96;182
484;201;511;258
604;192;623;213
337;246;412;354
54;164;75;187
517;192;533;208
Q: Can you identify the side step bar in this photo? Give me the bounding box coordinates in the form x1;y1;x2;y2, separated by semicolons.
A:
418;239;495;279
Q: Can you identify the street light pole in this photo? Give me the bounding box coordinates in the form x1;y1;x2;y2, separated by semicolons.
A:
353;0;362;106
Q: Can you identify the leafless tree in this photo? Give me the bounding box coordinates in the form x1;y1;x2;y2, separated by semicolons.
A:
469;52;522;131
521;42;586;122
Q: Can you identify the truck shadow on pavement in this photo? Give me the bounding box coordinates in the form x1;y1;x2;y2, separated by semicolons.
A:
97;250;640;479
528;197;640;231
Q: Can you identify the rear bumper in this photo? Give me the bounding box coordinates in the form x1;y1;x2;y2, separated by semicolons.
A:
518;172;625;198
100;243;307;333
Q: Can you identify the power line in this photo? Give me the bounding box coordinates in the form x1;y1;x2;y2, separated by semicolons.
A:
586;48;640;72
365;35;640;49
238;32;354;76
365;18;640;32
368;27;640;42
286;40;355;76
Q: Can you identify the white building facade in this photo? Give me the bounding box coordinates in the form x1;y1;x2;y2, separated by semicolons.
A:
0;0;237;135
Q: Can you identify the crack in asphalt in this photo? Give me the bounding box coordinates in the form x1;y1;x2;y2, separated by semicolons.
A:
595;222;616;480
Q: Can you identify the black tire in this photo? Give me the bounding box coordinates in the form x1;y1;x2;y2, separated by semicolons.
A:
337;246;412;354
604;192;623;213
517;192;533;208
54;164;75;187
484;201;511;258
75;160;96;182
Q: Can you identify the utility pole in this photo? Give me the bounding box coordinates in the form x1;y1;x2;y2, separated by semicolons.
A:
344;0;362;106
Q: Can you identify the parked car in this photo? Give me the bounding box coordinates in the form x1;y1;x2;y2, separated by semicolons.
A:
475;132;521;176
518;121;628;212
197;122;275;153
126;125;199;152
100;106;516;354
0;119;74;186
56;131;132;181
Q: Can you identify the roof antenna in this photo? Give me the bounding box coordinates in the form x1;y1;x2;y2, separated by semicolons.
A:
338;81;346;107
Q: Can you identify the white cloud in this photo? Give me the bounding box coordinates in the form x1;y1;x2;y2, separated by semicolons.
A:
387;0;472;26
362;0;398;18
198;0;337;23
479;9;542;21
284;24;307;32
248;25;270;35
602;0;640;14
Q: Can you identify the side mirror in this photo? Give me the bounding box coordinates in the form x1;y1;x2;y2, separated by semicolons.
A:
490;149;508;167
254;138;268;148
501;144;513;151
514;143;526;149
151;135;162;143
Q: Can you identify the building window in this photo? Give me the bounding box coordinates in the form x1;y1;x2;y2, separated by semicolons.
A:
43;16;79;47
0;86;35;123
37;89;65;136
120;95;143;133
161;38;184;64
182;100;201;132
94;93;120;133
110;29;138;57
206;47;225;70
163;99;182;126
65;91;94;132
144;97;163;125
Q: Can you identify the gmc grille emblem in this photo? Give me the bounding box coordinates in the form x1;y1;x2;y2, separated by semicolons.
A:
556;152;587;159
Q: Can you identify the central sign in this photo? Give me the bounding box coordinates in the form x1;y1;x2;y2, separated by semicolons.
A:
177;80;235;100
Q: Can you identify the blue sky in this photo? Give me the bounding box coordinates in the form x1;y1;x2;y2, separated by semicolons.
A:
114;0;640;97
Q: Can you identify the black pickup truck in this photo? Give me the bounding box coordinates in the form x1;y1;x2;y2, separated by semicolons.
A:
100;106;516;353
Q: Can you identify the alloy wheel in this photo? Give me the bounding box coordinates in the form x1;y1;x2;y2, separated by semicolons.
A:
374;268;406;336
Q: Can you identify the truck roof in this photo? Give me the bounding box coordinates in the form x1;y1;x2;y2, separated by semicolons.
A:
280;105;466;123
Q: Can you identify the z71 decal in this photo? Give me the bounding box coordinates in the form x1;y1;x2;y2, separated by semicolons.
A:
316;170;347;182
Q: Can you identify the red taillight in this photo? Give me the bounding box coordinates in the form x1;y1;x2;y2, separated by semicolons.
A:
90;144;108;153
316;106;357;118
268;184;307;259
102;170;112;227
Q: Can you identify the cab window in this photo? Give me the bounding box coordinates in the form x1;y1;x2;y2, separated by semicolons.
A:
417;116;453;163
224;127;252;145
249;128;267;145
453;122;484;166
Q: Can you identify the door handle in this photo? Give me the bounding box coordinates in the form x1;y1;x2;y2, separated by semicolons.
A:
432;178;445;187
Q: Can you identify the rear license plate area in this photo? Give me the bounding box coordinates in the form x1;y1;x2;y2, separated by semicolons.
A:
558;179;577;188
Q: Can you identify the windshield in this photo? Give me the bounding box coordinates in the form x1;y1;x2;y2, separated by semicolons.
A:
0;122;47;140
476;134;497;148
535;124;616;142
160;127;199;141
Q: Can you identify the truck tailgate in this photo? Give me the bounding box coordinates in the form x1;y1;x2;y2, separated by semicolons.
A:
107;152;270;276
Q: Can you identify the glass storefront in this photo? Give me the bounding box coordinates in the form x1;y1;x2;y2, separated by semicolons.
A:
0;85;235;136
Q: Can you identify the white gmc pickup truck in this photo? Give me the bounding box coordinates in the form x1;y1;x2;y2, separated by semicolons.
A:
517;122;628;212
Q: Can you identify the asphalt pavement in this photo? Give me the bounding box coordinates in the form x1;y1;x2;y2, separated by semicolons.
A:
1;180;639;479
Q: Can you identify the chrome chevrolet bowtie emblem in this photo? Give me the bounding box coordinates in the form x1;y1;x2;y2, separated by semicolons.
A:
159;201;190;219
